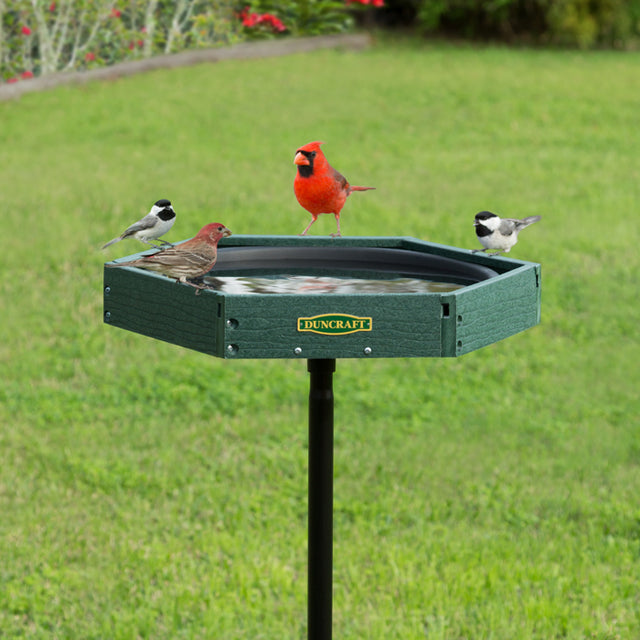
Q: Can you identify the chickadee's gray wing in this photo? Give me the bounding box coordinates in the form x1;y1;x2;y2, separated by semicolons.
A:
498;218;519;235
121;213;159;237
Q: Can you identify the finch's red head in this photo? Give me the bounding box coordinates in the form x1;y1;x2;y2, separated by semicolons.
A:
294;141;325;167
195;223;232;243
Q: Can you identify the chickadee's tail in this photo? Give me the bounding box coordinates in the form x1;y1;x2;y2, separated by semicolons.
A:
521;215;542;226
101;236;122;249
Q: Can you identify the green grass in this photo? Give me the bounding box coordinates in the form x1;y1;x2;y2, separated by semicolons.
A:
1;35;640;639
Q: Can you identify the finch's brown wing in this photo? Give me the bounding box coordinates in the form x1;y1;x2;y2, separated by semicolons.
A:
142;246;217;278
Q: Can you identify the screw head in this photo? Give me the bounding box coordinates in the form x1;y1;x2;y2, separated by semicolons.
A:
363;346;372;355
294;347;302;355
104;286;111;295
104;311;111;322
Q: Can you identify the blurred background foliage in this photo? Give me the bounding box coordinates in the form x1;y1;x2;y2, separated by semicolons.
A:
379;0;640;48
2;0;639;83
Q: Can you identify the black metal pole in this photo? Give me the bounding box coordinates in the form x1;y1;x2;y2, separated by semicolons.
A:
307;358;336;640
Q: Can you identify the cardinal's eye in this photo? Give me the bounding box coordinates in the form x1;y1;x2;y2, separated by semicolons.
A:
309;151;316;159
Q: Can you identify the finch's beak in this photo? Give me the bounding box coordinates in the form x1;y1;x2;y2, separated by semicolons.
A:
294;151;309;166
222;228;232;238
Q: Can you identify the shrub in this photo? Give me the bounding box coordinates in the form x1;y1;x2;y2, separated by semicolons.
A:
0;0;384;83
0;0;243;83
546;0;640;48
237;0;384;39
378;0;640;48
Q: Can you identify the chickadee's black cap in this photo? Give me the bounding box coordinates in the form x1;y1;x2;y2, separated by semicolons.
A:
475;211;497;221
155;199;172;207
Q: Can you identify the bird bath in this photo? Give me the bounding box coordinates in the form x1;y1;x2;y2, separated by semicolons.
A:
104;235;541;639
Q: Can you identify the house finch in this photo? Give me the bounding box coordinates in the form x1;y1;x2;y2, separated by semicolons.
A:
472;211;541;255
293;141;374;237
106;222;231;290
102;199;176;249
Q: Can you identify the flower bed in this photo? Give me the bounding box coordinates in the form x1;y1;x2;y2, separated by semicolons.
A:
1;0;383;84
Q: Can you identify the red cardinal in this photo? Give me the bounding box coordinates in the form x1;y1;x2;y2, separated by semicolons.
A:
293;141;375;237
106;222;231;290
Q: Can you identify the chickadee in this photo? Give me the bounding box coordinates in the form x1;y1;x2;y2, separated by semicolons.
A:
472;211;541;255
102;199;176;250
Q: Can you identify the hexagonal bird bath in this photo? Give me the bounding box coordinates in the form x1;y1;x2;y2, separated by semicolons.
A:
104;235;541;639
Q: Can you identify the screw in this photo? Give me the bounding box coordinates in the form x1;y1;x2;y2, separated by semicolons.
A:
294;347;302;355
104;311;111;322
104;286;111;295
226;344;238;354
363;346;372;355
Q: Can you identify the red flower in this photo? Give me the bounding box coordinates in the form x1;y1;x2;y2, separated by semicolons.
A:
239;7;286;32
261;13;286;32
240;10;259;27
7;77;19;84
21;25;32;36
137;40;144;48
110;8;121;18
85;52;96;61
128;41;135;50
21;70;34;79
49;2;56;11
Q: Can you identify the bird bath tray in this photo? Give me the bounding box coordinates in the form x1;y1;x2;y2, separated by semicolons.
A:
103;234;541;640
103;235;541;359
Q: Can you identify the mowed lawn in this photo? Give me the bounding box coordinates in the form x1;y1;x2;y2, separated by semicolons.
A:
1;35;639;639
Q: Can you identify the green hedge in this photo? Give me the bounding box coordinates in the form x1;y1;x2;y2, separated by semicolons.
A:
379;0;640;48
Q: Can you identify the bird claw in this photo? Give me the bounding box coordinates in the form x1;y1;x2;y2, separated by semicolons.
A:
183;278;208;295
330;232;342;238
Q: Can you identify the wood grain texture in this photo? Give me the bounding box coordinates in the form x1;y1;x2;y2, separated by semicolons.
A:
452;264;541;356
220;293;443;359
104;266;223;356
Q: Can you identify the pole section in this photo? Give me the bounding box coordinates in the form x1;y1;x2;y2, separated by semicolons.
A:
307;358;336;640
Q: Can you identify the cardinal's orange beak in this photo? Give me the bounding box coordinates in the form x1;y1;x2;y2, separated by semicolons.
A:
294;151;309;166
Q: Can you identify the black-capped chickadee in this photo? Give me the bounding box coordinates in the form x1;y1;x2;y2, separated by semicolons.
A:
472;211;541;256
102;199;176;250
